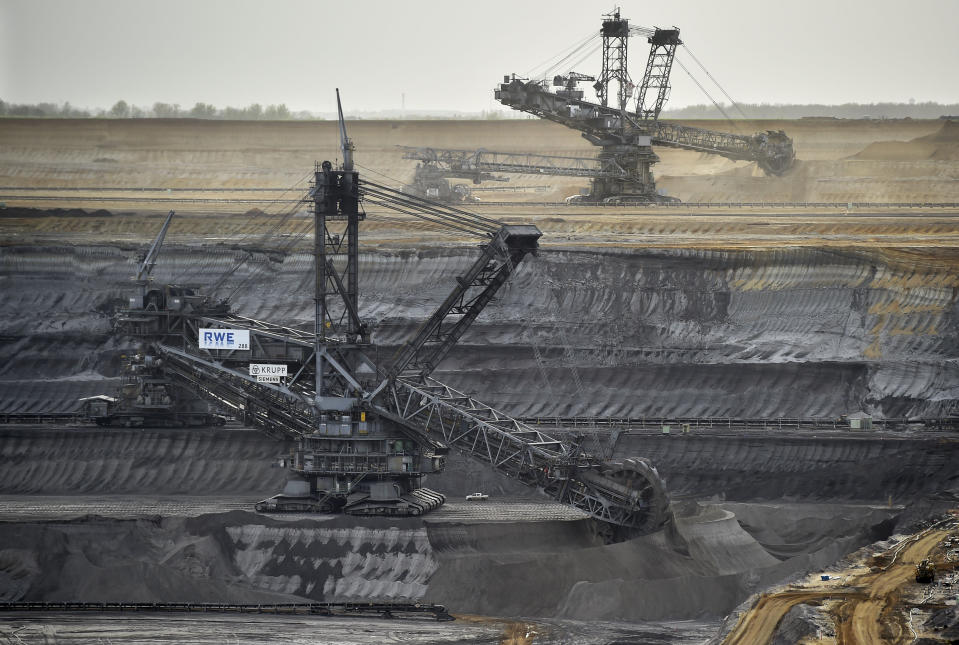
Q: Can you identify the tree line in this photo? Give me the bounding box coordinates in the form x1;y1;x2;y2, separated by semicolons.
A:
0;99;303;120
2;98;958;121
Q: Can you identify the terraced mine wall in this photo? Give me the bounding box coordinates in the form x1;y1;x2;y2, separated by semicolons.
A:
2;235;957;621
0;426;288;495
3;241;958;419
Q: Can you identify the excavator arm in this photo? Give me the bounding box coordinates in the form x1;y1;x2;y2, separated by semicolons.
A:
387;224;541;381
496;77;795;176
649;120;795;175
387;376;670;540
135;210;174;282
400;146;632;182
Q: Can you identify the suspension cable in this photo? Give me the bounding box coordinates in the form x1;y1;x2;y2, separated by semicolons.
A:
360;179;501;235
526;30;598;80
170;172;313;285
173;197;307;286
682;44;750;119
222;216;316;302
354;162;407;187
561;41;603;83
674;55;739;129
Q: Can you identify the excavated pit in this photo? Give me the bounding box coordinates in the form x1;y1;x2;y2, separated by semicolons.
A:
1;118;958;640
1;234;958;636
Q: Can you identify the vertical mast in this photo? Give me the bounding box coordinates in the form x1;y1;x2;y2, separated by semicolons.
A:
337;89;354;172
135;209;175;297
314;163;328;408
337;90;360;338
313;89;363;416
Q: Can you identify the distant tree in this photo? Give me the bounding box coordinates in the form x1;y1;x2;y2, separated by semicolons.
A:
0;100;7;116
245;103;263;119
222;106;243;120
130;105;145;118
152;102;182;118
264;103;290;119
110;100;130;118
190;102;216;118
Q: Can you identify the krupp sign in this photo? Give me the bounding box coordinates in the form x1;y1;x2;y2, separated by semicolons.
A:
198;328;250;351
249;364;288;377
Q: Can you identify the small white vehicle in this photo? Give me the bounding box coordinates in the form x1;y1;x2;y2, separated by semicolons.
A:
465;492;489;501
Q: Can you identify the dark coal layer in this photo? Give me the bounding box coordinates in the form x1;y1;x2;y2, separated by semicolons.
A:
0;427;288;495
614;433;959;503
2;243;958;418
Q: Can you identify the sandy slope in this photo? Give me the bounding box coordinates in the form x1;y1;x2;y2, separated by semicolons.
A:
0;117;955;203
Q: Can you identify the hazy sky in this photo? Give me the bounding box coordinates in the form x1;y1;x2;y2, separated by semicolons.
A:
2;0;958;113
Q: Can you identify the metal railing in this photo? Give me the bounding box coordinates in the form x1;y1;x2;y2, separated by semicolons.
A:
519;415;959;432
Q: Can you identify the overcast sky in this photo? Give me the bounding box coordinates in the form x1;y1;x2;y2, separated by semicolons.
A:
2;0;957;114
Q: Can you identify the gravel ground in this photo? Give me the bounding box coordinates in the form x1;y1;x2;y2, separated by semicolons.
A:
0;612;718;644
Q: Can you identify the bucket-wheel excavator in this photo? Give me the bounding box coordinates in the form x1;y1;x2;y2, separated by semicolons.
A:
107;91;670;542
407;9;795;204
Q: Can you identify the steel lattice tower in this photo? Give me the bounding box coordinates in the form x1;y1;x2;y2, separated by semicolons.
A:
597;9;631;110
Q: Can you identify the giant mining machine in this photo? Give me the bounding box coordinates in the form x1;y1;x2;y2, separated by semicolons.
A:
407;9;796;204
106;91;669;542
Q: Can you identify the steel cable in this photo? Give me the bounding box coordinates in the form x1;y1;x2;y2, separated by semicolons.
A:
682;44;750;120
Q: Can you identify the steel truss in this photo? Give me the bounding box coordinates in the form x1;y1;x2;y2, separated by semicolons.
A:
387;224;542;380
386;376;669;534
635;29;681;121
400;146;632;182
649;121;795;175
105;89;670;536
598;10;631;109
494;10;796;193
150;310;669;535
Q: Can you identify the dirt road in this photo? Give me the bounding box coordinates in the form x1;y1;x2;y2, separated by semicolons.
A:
838;528;950;644
722;590;858;645
722;526;952;645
